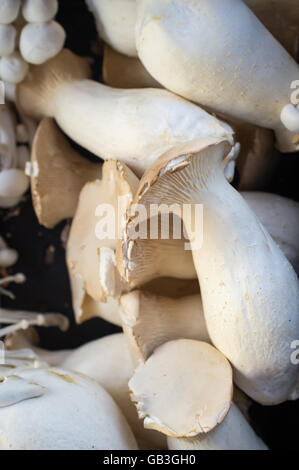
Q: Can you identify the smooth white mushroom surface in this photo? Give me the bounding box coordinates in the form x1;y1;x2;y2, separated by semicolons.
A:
86;0;137;57
135;0;299;152
0;367;138;450
22;0;58;23
0;52;29;84
0;0;20;25
19;21;66;65
0;24;16;56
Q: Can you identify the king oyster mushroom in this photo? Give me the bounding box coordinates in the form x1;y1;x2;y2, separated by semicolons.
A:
135;0;299;152
17;49;236;176
126;137;299;405
0;366;137;450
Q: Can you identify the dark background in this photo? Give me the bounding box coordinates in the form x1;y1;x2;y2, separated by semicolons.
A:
0;0;298;450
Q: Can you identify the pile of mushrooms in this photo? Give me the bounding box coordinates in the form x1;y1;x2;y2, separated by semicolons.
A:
0;0;298;451
0;0;65;86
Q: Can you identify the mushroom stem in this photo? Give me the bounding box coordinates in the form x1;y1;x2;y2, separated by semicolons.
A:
17;49;235;176
136;0;299;152
0;310;69;338
133;138;299;405
167;403;267;450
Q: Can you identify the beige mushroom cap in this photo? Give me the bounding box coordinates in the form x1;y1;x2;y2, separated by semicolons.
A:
28;117;101;229
22;0;58;23
103;45;160;89
67;159;139;310
129;339;233;438
0;0;20;24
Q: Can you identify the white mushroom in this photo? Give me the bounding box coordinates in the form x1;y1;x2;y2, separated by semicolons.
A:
0;235;18;268
27;117;101;229
135;0;299;152
22;0;58;23
19;21;66;65
129;339;233;437
120;290;210;366
130;138;299;405
0;367;138;449
0;309;68;338
86;0;137;57
17;49;236;176
0;24;16;56
103;45;160;89
0;168;29;199
167;403;267;450
0;0;20;25
62;333;167;450
0;52;28;84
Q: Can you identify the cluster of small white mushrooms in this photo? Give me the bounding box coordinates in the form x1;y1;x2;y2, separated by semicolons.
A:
0;0;65;86
0;0;298;451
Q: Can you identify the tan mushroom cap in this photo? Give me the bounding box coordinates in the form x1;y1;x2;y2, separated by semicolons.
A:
129;339;233;438
120;290;210;366
103;44;160;89
29;117;101;228
234;122;278;191
67;159;139;309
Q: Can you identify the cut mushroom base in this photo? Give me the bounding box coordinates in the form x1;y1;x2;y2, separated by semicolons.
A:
28;117;101;229
135;0;299;152
17;49;236;177
129;339;233;437
129;138;299;405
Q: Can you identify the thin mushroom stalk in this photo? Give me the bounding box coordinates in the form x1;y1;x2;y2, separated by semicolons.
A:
0;309;69;338
17;49;236;176
0;272;26;299
167;402;267;450
131;137;299;405
136;0;299;152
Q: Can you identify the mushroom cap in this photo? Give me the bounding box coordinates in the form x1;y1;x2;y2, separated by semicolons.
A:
0;168;29;198
0;367;138;449
0;24;16;56
19;21;66;65
0;247;18;267
129;339;233;437
62;333;167;450
29;117;100;229
132;138;231;212
103;44;160;89
0;0;20;24
67;159;138;305
0;52;28;84
22;0;58;23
